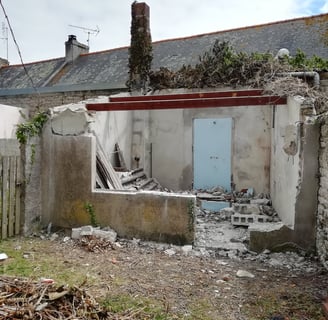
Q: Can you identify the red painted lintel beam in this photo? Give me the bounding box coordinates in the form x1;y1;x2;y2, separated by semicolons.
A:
110;89;264;102
86;95;286;111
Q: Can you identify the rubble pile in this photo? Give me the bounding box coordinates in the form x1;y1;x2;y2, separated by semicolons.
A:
195;186;280;227
71;225;118;253
0;276;108;319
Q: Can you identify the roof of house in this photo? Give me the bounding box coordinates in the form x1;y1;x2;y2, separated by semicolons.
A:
1;13;327;95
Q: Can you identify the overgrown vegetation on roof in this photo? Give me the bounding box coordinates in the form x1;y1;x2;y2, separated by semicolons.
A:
149;40;328;115
149;40;328;90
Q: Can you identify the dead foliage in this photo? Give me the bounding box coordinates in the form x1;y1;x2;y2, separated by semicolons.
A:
264;76;328;115
0;276;108;319
149;40;328;114
75;235;116;253
149;41;292;90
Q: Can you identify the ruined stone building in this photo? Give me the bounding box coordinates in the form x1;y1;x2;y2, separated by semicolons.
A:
0;4;328;266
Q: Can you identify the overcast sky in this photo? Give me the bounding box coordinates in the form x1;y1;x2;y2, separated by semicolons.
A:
0;0;327;65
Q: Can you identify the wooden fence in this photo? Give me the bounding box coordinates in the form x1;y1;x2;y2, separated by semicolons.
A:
0;155;21;239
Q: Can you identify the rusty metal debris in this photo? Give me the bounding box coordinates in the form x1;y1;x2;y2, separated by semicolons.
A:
0;276;108;319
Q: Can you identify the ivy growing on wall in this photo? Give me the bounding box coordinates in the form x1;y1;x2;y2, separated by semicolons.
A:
16;111;48;144
127;1;153;91
16;111;48;183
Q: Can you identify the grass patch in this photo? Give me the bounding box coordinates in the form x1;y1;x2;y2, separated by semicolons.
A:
0;238;88;286
102;294;170;319
242;287;324;320
183;298;224;320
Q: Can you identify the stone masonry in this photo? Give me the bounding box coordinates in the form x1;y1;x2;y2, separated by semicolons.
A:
317;119;328;269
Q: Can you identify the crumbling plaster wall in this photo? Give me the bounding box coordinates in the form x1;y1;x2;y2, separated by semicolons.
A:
251;96;320;253
271;96;319;236
51;98;133;170
148;105;272;192
270;98;301;227
40;109;195;244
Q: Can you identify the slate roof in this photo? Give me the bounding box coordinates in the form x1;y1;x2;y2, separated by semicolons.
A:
0;13;327;94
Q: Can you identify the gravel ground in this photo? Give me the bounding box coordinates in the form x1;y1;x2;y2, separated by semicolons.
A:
1;234;327;320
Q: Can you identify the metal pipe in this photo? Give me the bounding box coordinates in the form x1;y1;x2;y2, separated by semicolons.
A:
277;71;320;89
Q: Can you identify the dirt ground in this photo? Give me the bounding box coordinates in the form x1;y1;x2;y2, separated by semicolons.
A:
1;235;328;320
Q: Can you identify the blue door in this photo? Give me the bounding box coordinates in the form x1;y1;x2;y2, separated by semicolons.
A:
193;118;232;191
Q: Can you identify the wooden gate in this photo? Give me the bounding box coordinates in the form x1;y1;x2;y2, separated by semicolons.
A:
0;155;21;239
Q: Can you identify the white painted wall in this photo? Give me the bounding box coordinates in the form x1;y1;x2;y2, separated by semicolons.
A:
0;104;26;138
148;105;272;192
92;110;132;169
270;97;302;228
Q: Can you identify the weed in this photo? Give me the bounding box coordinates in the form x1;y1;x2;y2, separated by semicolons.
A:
187;199;195;232
84;202;98;227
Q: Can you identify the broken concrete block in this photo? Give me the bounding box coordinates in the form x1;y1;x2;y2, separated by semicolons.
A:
51;108;90;136
236;270;255;278
248;222;292;253
80;225;94;236
71;225;117;242
164;248;176;256
250;199;270;205
93;229;117;242
71;227;81;239
181;245;193;255
232;203;261;215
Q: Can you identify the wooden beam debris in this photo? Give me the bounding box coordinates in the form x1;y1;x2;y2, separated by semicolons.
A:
95;137;123;190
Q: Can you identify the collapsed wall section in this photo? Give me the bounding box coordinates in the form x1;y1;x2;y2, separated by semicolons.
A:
40;106;195;244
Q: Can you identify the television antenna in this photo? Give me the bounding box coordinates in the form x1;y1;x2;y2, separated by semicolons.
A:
0;22;8;60
68;24;100;47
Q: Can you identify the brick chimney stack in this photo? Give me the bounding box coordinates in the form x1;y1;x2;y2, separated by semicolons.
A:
65;35;89;63
128;1;152;91
131;2;150;36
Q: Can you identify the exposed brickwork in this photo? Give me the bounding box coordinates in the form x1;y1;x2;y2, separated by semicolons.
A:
317;120;328;269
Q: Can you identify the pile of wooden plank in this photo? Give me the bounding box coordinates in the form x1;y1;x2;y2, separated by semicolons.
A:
95;140;162;191
95;139;123;190
121;168;162;191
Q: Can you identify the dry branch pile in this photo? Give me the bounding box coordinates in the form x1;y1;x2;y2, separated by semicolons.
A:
0;276;108;319
75;235;116;253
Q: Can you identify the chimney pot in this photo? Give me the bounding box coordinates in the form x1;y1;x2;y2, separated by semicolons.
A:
68;35;77;41
65;35;89;62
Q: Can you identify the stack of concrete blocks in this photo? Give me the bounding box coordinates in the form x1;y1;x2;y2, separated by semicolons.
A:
231;199;271;227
